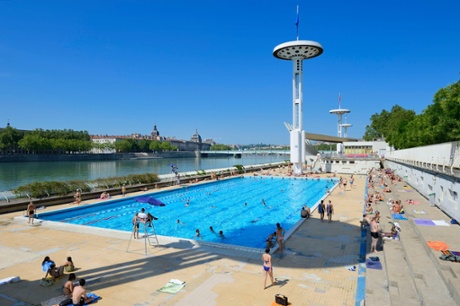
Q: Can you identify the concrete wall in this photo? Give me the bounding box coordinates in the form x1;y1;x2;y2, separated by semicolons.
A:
322;158;381;175
385;141;460;222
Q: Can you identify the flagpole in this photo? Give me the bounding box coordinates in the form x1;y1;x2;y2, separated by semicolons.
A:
295;5;299;41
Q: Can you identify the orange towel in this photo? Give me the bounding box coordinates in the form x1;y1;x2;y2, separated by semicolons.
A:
427;241;449;251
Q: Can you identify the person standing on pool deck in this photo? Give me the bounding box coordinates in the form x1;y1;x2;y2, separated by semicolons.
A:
121;184;126;197
27;201;36;224
275;223;285;255
132;213;139;239
262;248;275;289
327;200;334;223
370;216;380;253
318;200;325;222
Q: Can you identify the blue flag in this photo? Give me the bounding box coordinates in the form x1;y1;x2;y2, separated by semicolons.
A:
295;6;299;40
295;7;299;26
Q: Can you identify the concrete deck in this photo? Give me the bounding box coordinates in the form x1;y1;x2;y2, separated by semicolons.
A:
0;168;459;305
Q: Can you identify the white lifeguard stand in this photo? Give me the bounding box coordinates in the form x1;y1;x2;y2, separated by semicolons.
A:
273;10;323;175
127;220;159;256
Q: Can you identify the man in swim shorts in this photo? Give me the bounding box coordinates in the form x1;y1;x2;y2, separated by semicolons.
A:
72;279;93;306
370;217;380;253
27;201;36;224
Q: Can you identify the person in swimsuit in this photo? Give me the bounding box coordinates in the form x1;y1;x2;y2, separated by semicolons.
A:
370;217;380;253
275;223;285;255
73;190;81;204
262;248;274;289
62;273;76;297
318;200;325;222
132;213;139;239
327;200;334;223
27;202;36;224
266;232;276;248
59;278;93;306
46;263;65;280
63;256;75;272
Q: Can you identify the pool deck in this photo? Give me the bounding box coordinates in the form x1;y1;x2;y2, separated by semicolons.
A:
0;168;459;305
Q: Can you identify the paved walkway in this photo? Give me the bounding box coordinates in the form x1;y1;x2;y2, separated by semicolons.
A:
0;168;459;305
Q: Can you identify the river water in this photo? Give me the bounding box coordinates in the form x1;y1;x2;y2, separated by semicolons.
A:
0;155;287;191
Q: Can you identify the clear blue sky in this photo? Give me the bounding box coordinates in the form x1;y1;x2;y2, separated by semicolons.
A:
1;1;459;145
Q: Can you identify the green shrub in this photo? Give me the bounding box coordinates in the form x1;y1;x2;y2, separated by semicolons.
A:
233;164;245;174
12;172;159;199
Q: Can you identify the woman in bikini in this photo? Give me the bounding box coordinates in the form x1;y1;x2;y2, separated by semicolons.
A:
63;256;75;272
262;248;274;289
275;223;285;255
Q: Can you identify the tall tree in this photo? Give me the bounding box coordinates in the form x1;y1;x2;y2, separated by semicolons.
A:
0;126;23;152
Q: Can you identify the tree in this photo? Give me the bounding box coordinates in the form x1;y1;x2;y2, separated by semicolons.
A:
0;126;23;152
362;81;460;148
210;144;232;151
114;140;134;152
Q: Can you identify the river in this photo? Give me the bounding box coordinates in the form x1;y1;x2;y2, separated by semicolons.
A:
0;155;287;191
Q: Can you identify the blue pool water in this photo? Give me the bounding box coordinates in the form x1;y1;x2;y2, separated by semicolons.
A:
38;176;337;249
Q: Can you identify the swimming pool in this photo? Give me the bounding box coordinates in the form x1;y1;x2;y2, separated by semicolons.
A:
38;176;337;249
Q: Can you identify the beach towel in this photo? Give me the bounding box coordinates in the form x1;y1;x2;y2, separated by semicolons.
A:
71;293;100;306
43;293;100;306
427;241;449;251
392;214;408;220
414;219;450;226
366;258;382;270
157;279;186;294
413;209;426;215
0;276;20;286
40;295;67;306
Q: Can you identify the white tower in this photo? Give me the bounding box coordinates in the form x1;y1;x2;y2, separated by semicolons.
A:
341;117;352;138
273;11;323;174
329;97;350;138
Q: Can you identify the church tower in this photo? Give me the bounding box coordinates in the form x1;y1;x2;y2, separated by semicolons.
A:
151;124;160;140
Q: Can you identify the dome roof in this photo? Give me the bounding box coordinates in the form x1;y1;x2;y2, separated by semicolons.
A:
191;129;202;143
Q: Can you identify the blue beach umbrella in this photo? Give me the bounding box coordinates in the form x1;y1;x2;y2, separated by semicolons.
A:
135;197;166;206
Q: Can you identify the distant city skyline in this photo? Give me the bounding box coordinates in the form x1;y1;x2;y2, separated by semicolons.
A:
1;1;459;144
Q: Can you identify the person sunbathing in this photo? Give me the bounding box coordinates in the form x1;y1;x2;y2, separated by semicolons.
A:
63;256;75;272
391;201;402;213
62;273;76;297
381;223;401;240
366;203;374;213
46;263;65;280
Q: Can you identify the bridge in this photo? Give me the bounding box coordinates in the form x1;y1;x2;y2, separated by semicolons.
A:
199;150;290;158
